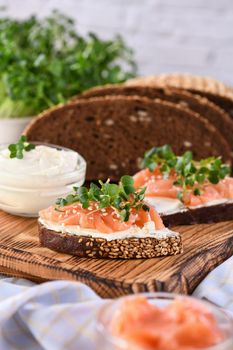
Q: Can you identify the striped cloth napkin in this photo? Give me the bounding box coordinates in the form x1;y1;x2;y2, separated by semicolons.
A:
193;256;233;311
0;256;232;350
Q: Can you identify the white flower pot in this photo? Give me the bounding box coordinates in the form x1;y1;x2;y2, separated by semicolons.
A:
0;117;33;143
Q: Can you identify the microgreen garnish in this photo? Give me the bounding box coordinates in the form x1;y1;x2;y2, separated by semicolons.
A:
56;175;149;222
8;135;35;159
0;11;136;118
141;145;231;201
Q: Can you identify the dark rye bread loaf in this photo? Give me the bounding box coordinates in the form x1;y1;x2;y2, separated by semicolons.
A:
24;96;232;181
73;84;233;150
38;222;182;259
126;73;233;120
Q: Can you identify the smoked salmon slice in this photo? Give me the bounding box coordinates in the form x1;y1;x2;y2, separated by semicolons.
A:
134;168;233;207
110;296;224;350
39;202;164;233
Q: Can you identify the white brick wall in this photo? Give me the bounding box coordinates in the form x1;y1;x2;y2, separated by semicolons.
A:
1;0;233;85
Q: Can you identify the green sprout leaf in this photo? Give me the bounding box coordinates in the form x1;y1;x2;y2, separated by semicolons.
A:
193;188;201;196
55;175;148;222
141;145;231;202
208;171;219;184
177;191;183;201
120;175;134;187
8;135;35;159
56;198;68;207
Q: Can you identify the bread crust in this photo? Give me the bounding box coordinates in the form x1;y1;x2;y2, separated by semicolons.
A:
38;222;182;259
161;202;233;227
126;73;233;96
126;73;233;121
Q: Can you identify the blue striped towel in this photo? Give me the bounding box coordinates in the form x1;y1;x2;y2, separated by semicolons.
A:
0;256;232;350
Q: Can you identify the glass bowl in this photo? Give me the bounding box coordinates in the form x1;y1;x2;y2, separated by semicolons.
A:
96;293;233;350
0;142;86;217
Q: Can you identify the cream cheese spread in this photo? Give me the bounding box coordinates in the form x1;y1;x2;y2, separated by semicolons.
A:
145;196;232;215
188;199;232;209
145;197;186;215
0;144;86;217
39;218;179;241
0;145;78;178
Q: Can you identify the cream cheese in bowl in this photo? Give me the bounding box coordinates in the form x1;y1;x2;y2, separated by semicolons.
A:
0;141;86;217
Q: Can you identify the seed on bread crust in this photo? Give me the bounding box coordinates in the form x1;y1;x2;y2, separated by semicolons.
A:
38;222;182;259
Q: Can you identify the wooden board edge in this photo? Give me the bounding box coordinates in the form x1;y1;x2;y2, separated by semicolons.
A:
130;234;233;294
0;228;232;297
0;266;48;283
0;245;140;297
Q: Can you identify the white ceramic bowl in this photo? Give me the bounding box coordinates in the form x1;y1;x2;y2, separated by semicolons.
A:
0;143;86;217
0;117;32;143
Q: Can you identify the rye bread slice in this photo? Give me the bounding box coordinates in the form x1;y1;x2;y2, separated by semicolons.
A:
24;96;232;181
126;73;233;120
188;90;233;120
161;202;233;227
73;84;233;150
38;221;182;259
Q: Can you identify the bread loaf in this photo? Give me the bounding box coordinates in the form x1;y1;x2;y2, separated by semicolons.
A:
74;84;233;150
25;96;232;181
126;73;233;120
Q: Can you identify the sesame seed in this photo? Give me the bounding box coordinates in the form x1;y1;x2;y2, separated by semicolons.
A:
105;119;114;126
109;164;118;170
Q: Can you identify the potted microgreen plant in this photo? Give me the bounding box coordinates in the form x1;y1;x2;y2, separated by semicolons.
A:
0;10;137;142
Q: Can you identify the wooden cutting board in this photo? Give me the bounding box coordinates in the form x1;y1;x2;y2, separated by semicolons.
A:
0;210;232;298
